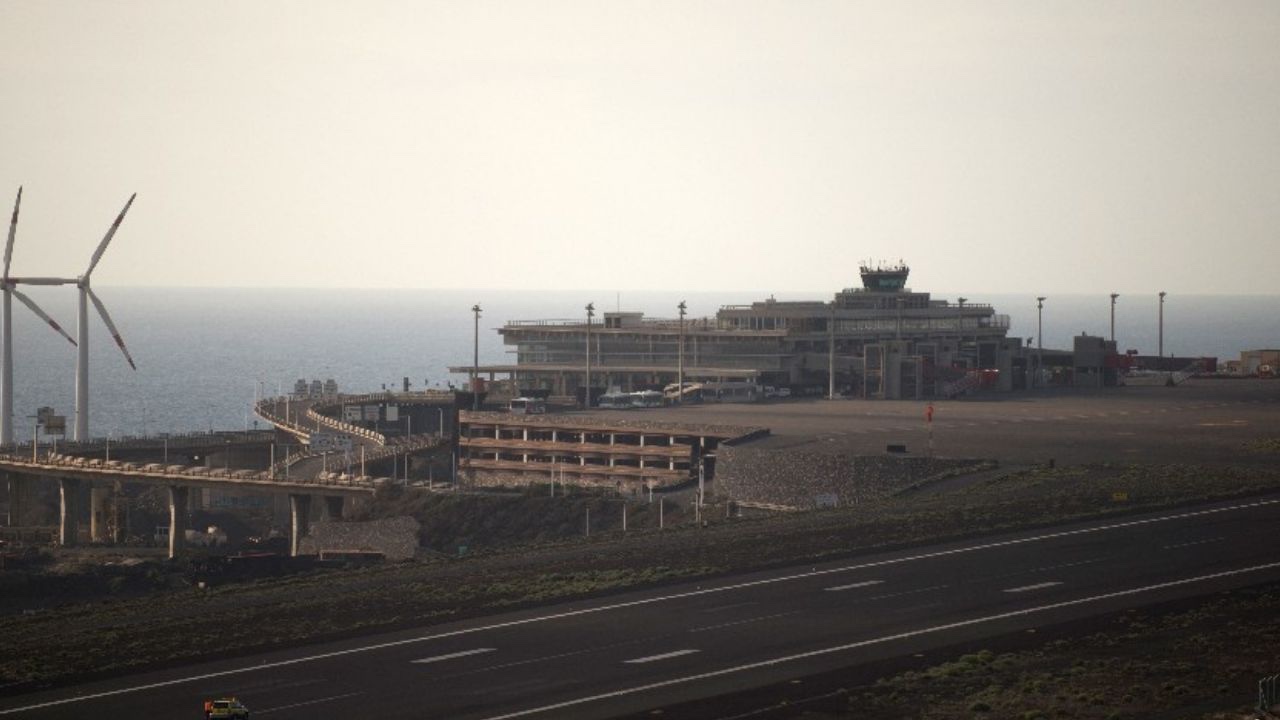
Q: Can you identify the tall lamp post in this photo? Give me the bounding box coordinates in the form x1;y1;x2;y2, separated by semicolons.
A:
1158;291;1166;358
584;302;595;408
1036;297;1046;388
676;301;686;405
827;303;835;400
1110;293;1119;342
471;304;481;411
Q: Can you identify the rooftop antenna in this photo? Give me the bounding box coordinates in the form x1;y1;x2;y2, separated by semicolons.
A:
2;187;79;444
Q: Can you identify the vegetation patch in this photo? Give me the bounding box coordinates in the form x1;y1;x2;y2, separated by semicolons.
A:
838;583;1280;719
3;462;1279;693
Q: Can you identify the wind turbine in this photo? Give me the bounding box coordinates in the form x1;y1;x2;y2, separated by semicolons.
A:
72;194;139;442
2;187;79;445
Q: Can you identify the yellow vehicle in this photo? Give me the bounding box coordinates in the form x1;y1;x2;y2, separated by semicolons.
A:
204;697;249;719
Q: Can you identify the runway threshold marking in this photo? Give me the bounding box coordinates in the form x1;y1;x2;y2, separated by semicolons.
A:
411;648;496;664
625;650;699;664
477;560;1280;720
256;692;365;715
1004;581;1062;593
825;580;884;591
5;497;1278;715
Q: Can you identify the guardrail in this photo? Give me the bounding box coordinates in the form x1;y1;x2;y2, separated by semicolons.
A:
2;430;276;457
270;435;449;477
0;452;388;491
306;406;389;446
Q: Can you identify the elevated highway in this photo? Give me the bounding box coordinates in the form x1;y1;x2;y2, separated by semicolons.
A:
0;392;457;558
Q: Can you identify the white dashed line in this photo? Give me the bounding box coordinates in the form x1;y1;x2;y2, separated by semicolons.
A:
1004;581;1063;593
825;580;884;592
411;648;496;664
625;649;699;664
1163;537;1225;550
7;498;1278;716
256;692;365;715
479;562;1280;720
689;612;802;633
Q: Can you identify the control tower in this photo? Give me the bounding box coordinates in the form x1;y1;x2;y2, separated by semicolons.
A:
858;262;911;292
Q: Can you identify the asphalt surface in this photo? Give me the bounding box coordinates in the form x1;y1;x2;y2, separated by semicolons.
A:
4;494;1279;720
577;378;1280;468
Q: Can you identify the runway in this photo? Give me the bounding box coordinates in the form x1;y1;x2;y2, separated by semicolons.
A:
4;493;1278;719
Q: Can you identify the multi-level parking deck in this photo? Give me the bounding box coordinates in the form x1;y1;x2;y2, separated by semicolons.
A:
457;411;766;490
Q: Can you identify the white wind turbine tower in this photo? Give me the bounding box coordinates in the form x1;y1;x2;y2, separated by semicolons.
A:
2;187;80;445
72;194;139;441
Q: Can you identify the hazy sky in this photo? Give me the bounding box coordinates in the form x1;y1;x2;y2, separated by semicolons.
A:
2;1;1277;294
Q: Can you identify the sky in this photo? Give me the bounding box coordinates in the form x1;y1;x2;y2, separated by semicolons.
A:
1;1;1277;295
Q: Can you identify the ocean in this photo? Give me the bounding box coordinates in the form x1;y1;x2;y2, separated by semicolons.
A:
6;286;1276;442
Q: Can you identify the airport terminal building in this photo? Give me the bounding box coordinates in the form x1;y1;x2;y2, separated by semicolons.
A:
454;265;1039;401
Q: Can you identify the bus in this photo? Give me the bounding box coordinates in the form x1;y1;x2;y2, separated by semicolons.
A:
509;397;547;415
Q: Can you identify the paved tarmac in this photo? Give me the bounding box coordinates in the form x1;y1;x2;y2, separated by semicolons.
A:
3;494;1278;720
580;379;1280;467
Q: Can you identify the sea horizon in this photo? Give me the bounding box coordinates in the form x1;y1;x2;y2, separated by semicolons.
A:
4;286;1274;443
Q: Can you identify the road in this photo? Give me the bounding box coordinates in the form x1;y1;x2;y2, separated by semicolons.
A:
3;494;1278;719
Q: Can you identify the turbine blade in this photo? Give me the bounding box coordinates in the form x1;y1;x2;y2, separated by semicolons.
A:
11;288;76;346
5;186;20;281
87;288;137;370
85;193;136;278
7;277;78;286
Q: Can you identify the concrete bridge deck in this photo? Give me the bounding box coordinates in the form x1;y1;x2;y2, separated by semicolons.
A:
0;394;457;559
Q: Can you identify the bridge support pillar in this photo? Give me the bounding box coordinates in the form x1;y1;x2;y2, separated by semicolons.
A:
168;485;188;559
90;483;112;543
59;478;81;546
289;494;312;557
322;495;345;521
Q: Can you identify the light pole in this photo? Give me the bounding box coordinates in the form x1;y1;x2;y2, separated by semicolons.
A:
471;304;482;411
584;302;594;408
1158;291;1166;358
1110;293;1119;343
677;301;686;405
1036;297;1046;388
827;303;835;400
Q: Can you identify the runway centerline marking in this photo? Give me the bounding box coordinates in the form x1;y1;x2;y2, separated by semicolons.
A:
256;692;364;715
625;649;699;664
1163;537;1225;550
411;648;496;664
858;584;949;602
4;497;1278;715
432;639;652;681
701;601;759;613
825;580;884;592
477;561;1280;720
689;611;802;633
1029;558;1104;574
1004;581;1062;593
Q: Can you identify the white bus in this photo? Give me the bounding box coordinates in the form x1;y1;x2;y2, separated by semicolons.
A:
509;397;547;415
